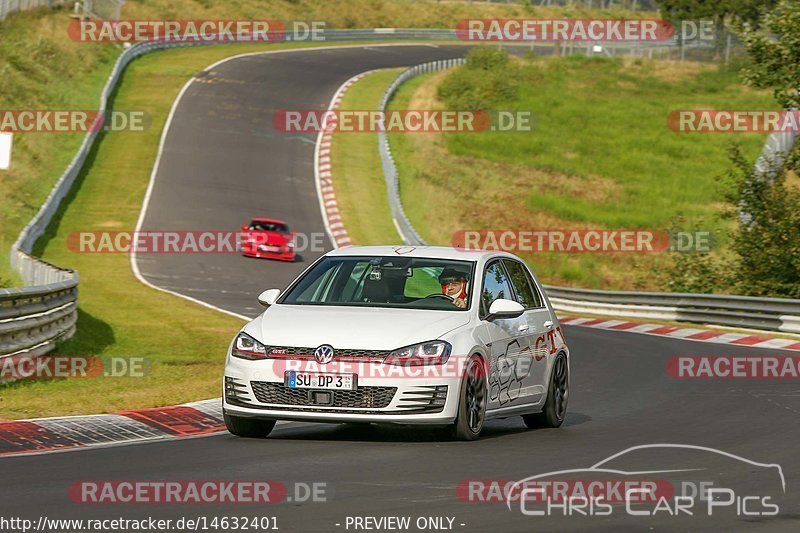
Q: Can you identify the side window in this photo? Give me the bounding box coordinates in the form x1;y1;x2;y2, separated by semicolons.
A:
503;260;543;309
481;261;514;317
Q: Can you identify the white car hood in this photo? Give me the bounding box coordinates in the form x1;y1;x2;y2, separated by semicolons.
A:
245;304;471;350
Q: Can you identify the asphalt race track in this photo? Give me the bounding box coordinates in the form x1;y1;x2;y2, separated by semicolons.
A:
134;44;478;318
3;45;799;532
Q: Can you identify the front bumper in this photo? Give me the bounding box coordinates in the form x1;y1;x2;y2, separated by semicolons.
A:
223;357;461;424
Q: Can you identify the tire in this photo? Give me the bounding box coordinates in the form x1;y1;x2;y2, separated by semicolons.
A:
522;353;568;429
442;355;487;441
224;413;276;438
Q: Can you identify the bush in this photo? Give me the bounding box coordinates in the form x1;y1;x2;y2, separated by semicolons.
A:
667;252;731;294
464;46;510;71
437;47;518;109
724;145;800;297
668;143;800;298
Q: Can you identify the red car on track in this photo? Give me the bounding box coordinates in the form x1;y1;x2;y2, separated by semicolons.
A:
240;218;296;261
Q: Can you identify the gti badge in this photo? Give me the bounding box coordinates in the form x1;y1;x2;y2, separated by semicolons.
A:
314;344;335;364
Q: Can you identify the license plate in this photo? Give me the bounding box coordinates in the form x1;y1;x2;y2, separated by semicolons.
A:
259;245;281;252
285;371;356;390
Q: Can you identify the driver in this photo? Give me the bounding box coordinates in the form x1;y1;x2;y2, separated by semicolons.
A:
438;268;469;309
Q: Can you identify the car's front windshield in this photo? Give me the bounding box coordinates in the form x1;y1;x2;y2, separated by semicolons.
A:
250;221;289;233
279;256;475;311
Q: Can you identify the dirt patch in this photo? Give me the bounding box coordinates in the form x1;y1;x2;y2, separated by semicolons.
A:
622;57;712;82
96;220;125;228
786;168;800;191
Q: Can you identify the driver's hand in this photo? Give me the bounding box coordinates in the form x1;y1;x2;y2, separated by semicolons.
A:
453;297;466;308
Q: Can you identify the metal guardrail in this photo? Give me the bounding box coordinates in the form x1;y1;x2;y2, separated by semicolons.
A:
1;253;77;360
544;286;800;334
376;58;800;335
378;58;466;246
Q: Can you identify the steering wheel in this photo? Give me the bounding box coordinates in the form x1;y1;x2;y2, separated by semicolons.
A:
425;293;455;302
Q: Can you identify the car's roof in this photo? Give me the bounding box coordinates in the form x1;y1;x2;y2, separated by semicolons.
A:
325;245;514;261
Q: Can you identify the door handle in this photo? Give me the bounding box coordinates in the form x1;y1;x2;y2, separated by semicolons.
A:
518;324;530;332
543;320;554;330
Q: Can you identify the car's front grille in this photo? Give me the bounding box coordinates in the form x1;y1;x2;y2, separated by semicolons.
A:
250;381;397;409
265;346;390;362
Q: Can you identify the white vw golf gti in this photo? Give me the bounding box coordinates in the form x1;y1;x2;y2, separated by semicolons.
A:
223;246;570;440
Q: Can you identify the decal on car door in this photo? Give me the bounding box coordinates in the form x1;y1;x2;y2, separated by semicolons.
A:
488;339;534;405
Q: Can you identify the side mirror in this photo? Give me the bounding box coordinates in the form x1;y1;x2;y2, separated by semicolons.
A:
257;288;281;307
487;298;525;320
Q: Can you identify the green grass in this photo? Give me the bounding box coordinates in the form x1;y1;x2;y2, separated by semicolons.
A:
331;69;405;245
444;56;772;228
405;267;446;297
384;55;777;290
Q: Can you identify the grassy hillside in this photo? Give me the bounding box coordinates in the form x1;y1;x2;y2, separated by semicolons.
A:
0;10;119;286
387;54;775;290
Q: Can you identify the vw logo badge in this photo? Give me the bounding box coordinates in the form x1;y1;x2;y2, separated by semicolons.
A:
314;344;335;364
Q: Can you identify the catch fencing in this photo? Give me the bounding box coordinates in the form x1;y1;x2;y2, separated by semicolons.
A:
0;0;124;21
0;0;67;21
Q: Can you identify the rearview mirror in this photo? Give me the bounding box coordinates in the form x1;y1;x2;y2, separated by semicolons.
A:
257;288;281;307
487;298;525;320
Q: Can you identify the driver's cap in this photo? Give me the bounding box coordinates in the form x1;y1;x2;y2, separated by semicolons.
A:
438;267;469;284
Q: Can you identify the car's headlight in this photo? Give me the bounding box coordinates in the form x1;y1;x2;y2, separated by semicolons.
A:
385;340;451;366
231;332;268;360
